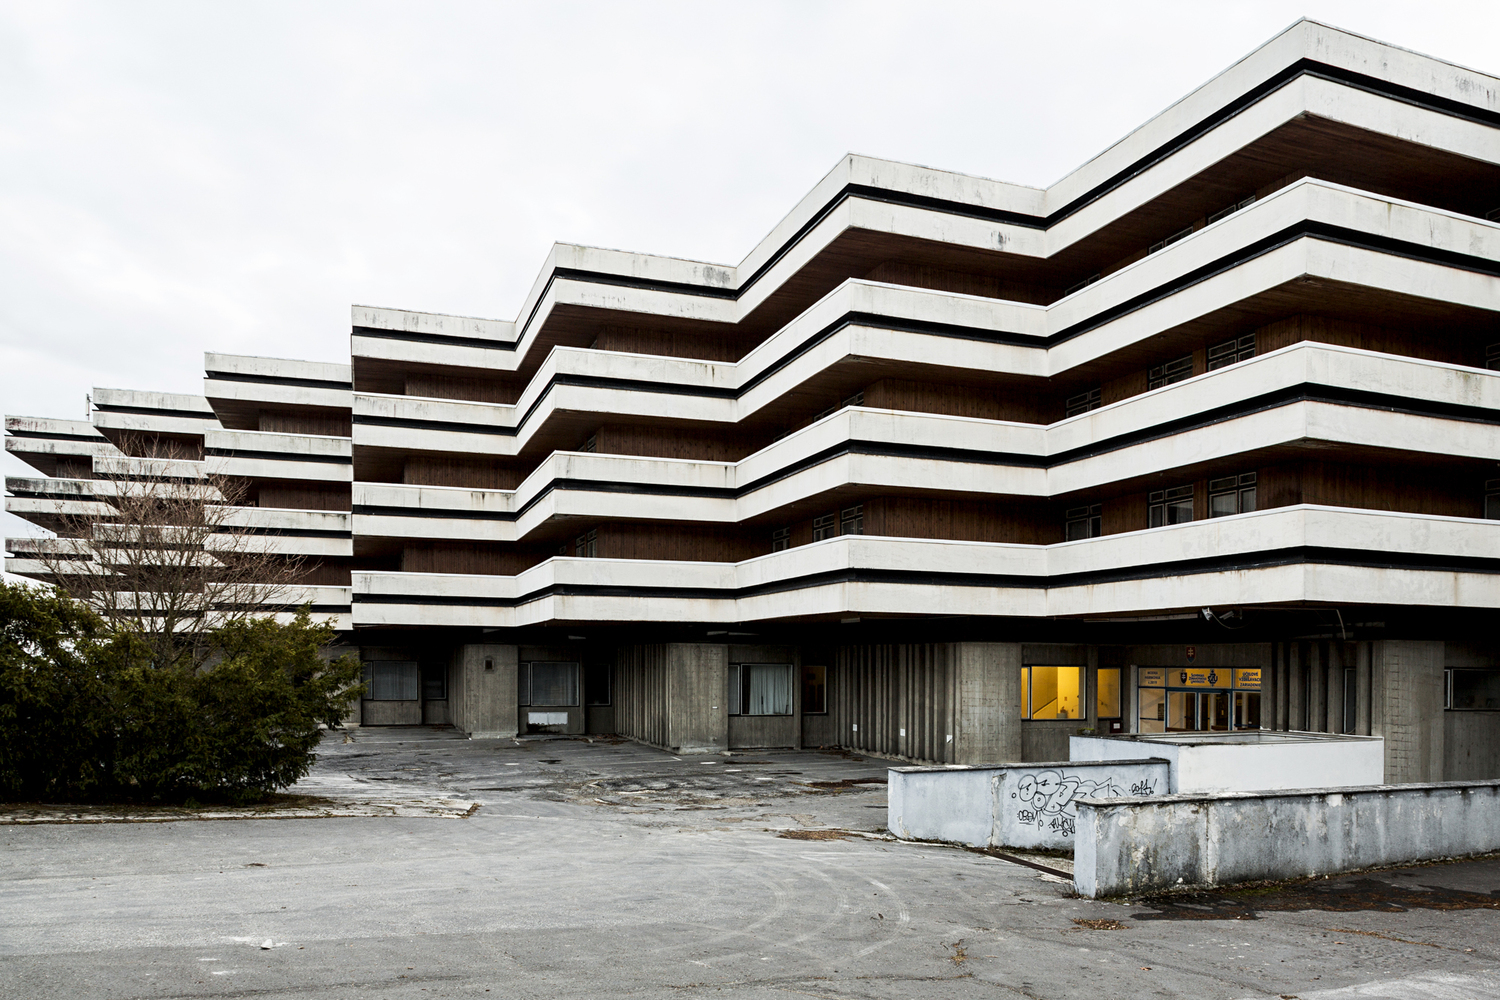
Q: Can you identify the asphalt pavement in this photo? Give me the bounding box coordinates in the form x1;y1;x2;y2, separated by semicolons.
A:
2;729;1497;999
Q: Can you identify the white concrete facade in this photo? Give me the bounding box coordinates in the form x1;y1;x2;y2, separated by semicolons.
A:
6;20;1500;771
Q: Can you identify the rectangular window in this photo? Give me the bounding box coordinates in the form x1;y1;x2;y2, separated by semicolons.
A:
581;433;597;453
1486;479;1500;520
1021;665;1083;721
1342;665;1357;734
840;505;863;536
585;662;611;706
1064;274;1102;296
575;528;597;558
771;526;791;552
1206;195;1256;225
1065;504;1101;540
727;663;741;715
1447;669;1500;710
1148;485;1194;527
1208;472;1257;518
812;513;838;541
421;664;446;701
1096;668;1121;720
801;665;827;714
1147;355;1194;390
1065;388;1102;417
1148;226;1194;254
363;661;419;701
732;663;794;716
1485;342;1500;370
525;662;580;707
1207;334;1256;371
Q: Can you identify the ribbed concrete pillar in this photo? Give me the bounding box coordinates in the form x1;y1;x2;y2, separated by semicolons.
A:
952;642;1022;764
1372;640;1444;782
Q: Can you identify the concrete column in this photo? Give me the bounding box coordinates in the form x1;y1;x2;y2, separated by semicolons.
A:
951;643;1022;765
450;644;518;739
667;643;728;754
1373;640;1445;783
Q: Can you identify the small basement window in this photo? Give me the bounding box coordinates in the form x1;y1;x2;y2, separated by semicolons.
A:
1447;669;1500;710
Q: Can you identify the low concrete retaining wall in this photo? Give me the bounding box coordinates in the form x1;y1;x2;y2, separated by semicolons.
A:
889;759;1168;850
1074;780;1500;898
1070;732;1384;793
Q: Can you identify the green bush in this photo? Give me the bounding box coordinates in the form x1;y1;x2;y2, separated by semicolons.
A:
0;582;363;804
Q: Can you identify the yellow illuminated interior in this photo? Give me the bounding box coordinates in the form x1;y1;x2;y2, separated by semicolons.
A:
1026;666;1082;720
1096;668;1121;719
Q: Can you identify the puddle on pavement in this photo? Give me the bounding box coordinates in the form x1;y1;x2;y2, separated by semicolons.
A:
1134;876;1500;920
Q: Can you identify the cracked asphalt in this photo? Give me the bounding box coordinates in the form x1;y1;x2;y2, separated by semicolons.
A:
2;728;1498;999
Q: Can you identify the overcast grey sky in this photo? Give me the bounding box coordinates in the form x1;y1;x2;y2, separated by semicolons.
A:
4;0;1499;560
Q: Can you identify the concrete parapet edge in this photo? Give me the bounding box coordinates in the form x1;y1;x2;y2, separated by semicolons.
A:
1074;779;1500;899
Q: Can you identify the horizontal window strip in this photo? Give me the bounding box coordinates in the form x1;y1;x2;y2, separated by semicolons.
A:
350;545;1500;611
352;226;1500;442
91;404;216;420
205;370;352;390
349;59;1500;361
204;447;353;464
351;386;1500;509
4;429;109;443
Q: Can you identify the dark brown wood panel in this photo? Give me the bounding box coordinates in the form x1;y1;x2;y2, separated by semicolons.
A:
258;409;352;436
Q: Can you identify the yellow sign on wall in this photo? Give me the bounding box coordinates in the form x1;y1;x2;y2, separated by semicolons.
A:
1171;668;1232;688
1234;668;1262;690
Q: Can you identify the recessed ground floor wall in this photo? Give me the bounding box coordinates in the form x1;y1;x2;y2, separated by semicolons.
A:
348;634;1500;781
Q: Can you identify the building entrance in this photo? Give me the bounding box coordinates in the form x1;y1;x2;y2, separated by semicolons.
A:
1138;666;1261;734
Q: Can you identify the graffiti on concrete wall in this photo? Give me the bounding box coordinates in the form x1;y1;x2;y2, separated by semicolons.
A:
1011;769;1151;838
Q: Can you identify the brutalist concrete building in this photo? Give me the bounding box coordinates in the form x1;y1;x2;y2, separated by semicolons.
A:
8;20;1500;782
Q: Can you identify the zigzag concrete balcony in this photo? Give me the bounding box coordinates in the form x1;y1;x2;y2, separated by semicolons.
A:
351;181;1500;466
217;506;353;557
4;416;119;477
350;505;1500;628
353;20;1500;386
90;388;219;446
351;343;1500;543
203;353;352;430
204;428;353;483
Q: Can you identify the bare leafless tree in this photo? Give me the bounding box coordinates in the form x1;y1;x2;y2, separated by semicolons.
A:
34;435;307;670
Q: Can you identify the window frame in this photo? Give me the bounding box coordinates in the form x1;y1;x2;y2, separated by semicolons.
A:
727;663;795;716
1020;665;1085;721
1208;472;1257;518
1148;485;1194;527
519;661;581;708
1147;355;1194;390
1207;334;1256;371
362;660;419;701
1446;668;1500;711
1065;503;1101;540
1065;387;1102;417
801;665;828;715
